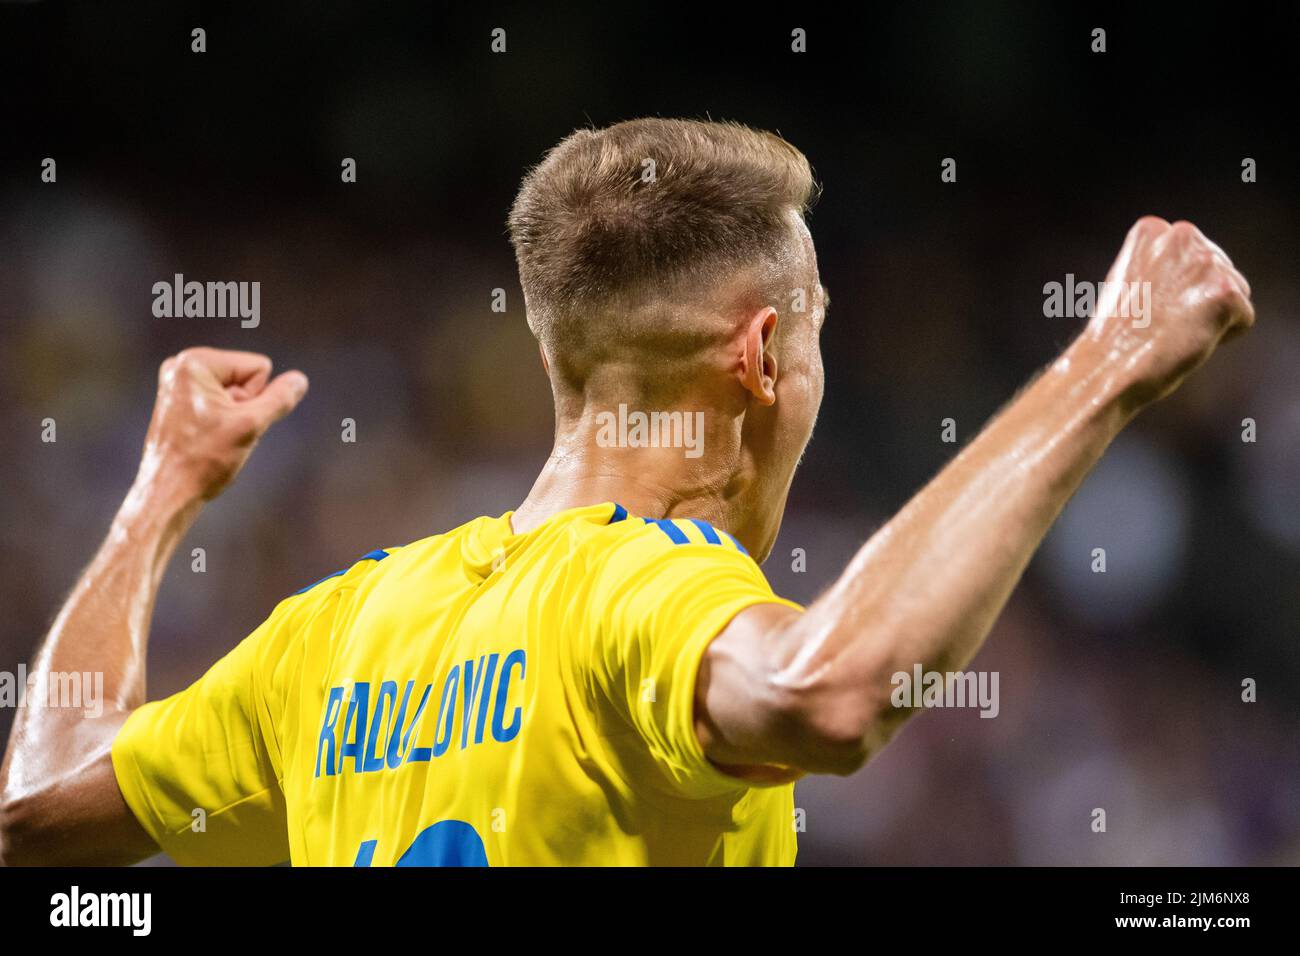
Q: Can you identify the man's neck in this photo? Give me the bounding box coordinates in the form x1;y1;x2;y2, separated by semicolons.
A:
511;434;748;541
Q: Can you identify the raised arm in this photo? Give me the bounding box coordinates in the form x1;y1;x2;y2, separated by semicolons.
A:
0;348;307;865
697;217;1255;777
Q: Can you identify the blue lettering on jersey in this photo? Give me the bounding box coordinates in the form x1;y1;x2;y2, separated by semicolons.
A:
314;650;527;778
492;649;526;743
339;682;371;774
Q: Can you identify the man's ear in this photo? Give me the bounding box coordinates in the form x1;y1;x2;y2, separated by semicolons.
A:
739;306;779;406
538;342;551;375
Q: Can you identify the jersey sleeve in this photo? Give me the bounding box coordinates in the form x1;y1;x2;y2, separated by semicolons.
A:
111;568;354;865
582;520;803;800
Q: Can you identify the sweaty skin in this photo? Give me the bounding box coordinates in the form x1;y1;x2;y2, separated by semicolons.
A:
0;217;1253;864
0;350;307;864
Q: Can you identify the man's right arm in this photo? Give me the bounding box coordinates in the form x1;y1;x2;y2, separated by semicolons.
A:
696;217;1255;777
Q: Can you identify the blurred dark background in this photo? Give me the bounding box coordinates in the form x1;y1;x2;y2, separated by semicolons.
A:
1;1;1297;865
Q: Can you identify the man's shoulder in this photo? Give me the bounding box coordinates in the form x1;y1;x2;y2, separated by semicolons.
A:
283;514;494;600
619;514;751;556
582;511;760;591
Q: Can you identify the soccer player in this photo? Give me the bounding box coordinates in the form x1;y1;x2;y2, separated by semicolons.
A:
0;119;1254;866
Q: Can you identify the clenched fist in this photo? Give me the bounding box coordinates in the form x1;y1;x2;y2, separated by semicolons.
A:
1085;217;1255;408
138;347;308;502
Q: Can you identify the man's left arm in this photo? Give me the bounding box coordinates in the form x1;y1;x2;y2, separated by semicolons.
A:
0;347;307;865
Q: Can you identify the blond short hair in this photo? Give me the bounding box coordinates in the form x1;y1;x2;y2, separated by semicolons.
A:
508;118;817;374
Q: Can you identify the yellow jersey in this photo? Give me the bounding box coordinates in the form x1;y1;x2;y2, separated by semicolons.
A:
111;501;803;866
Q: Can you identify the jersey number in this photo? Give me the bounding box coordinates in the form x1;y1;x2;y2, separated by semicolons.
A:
353;820;488;867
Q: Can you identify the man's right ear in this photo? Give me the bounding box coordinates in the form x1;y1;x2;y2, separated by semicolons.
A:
738;306;779;406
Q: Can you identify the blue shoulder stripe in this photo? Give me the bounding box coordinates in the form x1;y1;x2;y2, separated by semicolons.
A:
292;548;390;595
721;531;749;556
642;515;747;553
688;518;722;545
643;517;691;545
